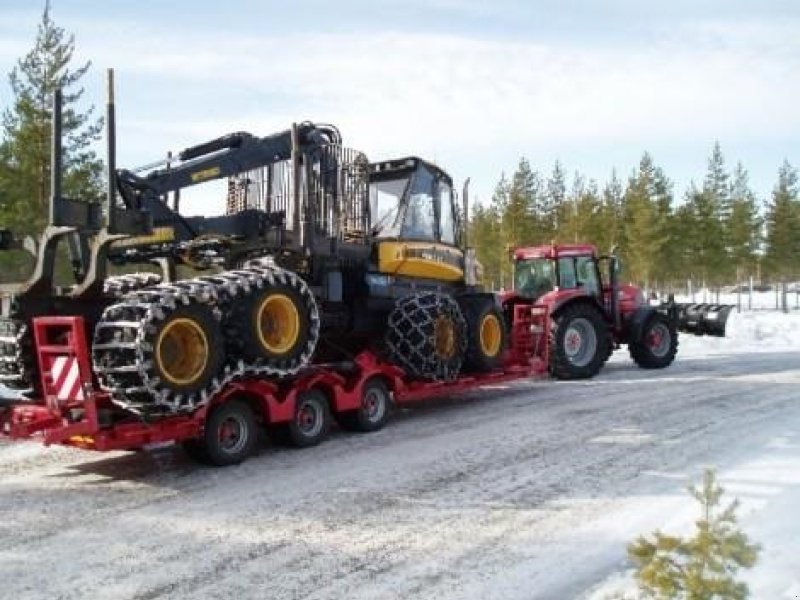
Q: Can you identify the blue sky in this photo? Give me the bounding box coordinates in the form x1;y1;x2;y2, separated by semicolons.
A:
0;1;798;216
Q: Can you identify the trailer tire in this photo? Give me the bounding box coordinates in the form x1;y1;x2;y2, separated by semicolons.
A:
281;389;331;448
549;302;607;379
629;312;678;369
183;399;258;466
337;377;391;432
460;298;506;373
385;292;467;381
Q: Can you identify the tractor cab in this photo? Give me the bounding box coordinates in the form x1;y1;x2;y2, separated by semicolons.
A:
368;157;458;246
513;244;603;300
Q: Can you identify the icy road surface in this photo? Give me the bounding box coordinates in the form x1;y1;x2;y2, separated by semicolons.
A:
1;313;799;600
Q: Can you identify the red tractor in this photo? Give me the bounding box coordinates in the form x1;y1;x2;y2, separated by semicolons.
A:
503;244;678;379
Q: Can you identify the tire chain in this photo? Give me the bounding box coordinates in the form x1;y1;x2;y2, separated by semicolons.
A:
0;273;163;392
92;260;320;414
385;292;467;381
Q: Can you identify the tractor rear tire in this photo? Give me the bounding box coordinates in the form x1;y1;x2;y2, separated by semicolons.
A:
385;292;467;381
549;303;607;380
629;312;678;369
337;377;391;433
460;297;507;373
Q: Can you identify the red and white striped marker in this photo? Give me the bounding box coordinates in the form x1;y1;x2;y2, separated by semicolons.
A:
50;356;85;402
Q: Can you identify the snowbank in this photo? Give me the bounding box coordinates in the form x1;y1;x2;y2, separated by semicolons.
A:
679;310;800;356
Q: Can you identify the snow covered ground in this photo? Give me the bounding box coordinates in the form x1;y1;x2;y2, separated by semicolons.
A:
1;312;799;599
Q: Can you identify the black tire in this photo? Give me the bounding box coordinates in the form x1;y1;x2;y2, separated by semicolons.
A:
227;269;318;372
281;389;331;448
147;303;225;398
385;292;467;381
337;377;391;432
460;297;507;373
186;399;259;466
629;312;678;369
549;302;608;380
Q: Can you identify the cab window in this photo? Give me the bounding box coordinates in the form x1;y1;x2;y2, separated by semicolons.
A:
576;256;600;296
401;167;436;241
438;182;456;245
558;258;577;288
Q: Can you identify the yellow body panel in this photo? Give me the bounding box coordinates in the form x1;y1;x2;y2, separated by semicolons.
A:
377;241;464;282
110;226;176;248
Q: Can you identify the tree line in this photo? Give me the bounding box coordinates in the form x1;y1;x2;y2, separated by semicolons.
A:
469;148;800;291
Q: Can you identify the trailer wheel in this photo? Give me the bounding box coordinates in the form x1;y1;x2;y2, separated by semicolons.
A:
281;389;331;448
337;378;391;432
549;302;607;379
187;399;259;466
229;269;319;372
461;298;507;372
629;312;678;369
385;292;467;381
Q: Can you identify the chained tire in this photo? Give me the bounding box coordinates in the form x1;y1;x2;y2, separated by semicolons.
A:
629;311;678;369
549;302;607;380
0;318;35;392
385;292;467;381
224;268;318;372
337;377;391;433
103;273;162;297
459;296;506;373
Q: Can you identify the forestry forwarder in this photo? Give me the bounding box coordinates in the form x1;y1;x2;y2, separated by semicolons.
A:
0;70;503;422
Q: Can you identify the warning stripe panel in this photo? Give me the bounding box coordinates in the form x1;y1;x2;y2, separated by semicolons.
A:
50;356;85;402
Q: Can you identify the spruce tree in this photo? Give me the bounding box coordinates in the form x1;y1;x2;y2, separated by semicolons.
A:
628;469;760;600
0;1;103;241
727;163;762;281
763;160;800;280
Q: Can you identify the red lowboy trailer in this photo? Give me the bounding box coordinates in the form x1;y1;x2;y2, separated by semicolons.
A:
0;304;550;466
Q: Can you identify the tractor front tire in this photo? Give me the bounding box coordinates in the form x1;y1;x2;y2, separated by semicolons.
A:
549;303;607;380
385;292;467;381
629;312;678;369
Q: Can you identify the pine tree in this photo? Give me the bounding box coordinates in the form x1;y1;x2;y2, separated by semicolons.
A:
727;163;762;281
622;154;671;289
763;160;800;280
628;469;760;600
545;161;566;235
0;1;103;241
600;169;625;251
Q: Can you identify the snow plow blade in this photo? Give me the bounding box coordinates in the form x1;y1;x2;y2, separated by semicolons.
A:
672;303;734;337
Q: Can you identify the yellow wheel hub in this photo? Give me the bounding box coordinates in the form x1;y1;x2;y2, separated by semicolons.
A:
257;293;300;355
156;318;209;386
434;315;456;359
479;313;502;357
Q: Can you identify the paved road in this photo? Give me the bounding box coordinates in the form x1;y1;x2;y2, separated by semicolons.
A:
2;348;799;599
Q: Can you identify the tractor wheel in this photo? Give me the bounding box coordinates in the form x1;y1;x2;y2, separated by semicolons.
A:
280;389;331;448
549;303;608;380
184;399;259;466
229;269;318;372
460;298;507;373
385;292;467;381
629;312;678;369
149;304;225;399
337;377;391;432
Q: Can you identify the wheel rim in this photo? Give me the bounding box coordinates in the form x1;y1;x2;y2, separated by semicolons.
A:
257;293;300;355
155;318;209;386
297;398;324;437
434;315;456;359
563;317;597;367
218;414;248;454
479;313;502;357
646;323;671;357
362;386;387;423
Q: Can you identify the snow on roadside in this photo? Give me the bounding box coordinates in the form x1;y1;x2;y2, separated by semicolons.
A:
585;311;800;599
